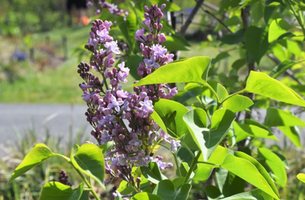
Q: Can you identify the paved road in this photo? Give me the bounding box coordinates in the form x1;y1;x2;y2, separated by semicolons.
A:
0;103;93;150
0;103;303;157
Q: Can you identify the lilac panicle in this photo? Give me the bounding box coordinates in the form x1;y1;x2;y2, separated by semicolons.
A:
78;4;179;190
134;4;177;100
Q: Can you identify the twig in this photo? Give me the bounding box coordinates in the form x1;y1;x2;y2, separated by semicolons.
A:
267;54;303;85
180;0;205;36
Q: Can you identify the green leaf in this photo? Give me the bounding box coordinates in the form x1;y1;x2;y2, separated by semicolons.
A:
151;111;168;134
133;57;211;86
153;99;189;138
271;43;287;62
264;5;278;24
297;173;305;183
8;143;54;183
163;35;189;51
40;182;84;200
99;141;115;154
126;55;142;80
278;126;302;148
234;151;279;198
257;148;287;187
207;145;229;165
264;107;305;127
183;109;235;160
244;71;305;107
251;1;264;24
218;0;242;13
153;180;191;200
245;26;269;64
79;190;89;200
221;153;279;199
214;52;230;63
220;189;273;200
233;121;278;142
232;58;246;70
204;185;222;199
141;162;166;184
71;143;105;188
149;0;181;11
220;29;245;44
223;95;253;112
268;19;292;43
117;14;137;51
208;81;229;101
215;168;245;196
286;40;302;57
269;60;300;78
193;165;213;182
131;192;161;200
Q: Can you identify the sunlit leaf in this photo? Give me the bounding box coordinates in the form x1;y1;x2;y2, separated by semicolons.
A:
244;71;305;107
297;173;305;183
221;153;279;199
223;95;253;112
8;143;54;183
264;107;305;127
257;148;287;187
133;57;211;86
71;143;105;188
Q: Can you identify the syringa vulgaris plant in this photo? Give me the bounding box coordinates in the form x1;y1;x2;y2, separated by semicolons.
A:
7;0;305;199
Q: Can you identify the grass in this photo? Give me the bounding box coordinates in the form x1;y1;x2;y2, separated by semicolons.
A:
0;122;89;199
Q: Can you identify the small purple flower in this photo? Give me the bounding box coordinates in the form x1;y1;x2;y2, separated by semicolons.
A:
104;21;112;31
129;133;142;151
135;27;147;43
87;1;93;8
104;41;120;54
96;29;109;39
144;57;160;69
151;44;167;56
107;3;119;13
88;38;98;51
170;140;181;152
108;95;124;112
99;114;116;125
118;62;129;83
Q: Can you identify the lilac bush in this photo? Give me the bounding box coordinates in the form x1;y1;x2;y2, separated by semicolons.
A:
9;1;303;200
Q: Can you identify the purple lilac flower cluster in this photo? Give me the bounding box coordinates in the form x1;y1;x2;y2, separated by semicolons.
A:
78;15;179;189
134;4;178;100
87;0;128;20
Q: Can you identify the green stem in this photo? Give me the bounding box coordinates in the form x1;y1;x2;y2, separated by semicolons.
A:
205;83;220;105
218;90;245;106
72;163;101;200
101;72;109;91
183;150;201;184
173;150;182;177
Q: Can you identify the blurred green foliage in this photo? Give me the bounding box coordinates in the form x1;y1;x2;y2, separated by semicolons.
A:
0;0;69;36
